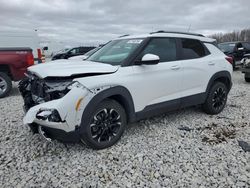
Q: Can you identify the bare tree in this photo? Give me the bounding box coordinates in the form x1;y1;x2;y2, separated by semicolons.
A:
209;29;250;43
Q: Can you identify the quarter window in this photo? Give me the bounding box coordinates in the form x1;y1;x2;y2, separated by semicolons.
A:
181;39;206;59
139;38;177;62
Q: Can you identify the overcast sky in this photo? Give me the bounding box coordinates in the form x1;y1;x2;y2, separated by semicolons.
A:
0;0;249;45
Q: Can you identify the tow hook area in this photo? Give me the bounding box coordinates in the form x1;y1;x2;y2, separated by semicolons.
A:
38;126;52;142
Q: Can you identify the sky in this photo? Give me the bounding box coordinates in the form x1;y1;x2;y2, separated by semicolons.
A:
0;0;249;46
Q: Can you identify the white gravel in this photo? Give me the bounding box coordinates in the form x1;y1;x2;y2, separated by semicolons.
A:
0;71;249;187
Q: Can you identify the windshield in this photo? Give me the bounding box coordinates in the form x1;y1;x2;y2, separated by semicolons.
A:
218;43;235;52
88;38;144;65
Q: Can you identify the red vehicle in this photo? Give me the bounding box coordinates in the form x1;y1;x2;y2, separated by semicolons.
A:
0;47;34;98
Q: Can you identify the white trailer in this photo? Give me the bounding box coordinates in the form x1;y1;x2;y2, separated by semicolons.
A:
0;31;44;63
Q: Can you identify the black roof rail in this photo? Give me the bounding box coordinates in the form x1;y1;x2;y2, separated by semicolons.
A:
150;30;204;37
119;34;130;38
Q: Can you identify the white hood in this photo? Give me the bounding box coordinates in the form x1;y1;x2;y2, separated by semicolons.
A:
28;60;118;78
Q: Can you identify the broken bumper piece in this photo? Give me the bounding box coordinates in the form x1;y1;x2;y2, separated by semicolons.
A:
23;86;90;143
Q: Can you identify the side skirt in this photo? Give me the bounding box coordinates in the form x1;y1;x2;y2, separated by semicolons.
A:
135;93;206;121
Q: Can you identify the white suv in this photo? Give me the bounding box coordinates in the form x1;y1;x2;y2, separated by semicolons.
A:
19;31;233;149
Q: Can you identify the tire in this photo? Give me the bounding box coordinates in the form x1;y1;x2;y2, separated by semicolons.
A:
80;99;127;149
202;82;228;115
232;60;236;70
0;72;12;98
245;75;250;82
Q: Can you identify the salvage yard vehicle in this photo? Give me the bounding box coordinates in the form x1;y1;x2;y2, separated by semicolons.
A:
218;41;250;69
0;47;34;98
19;31;233;149
51;46;96;60
0;31;45;64
241;54;250;82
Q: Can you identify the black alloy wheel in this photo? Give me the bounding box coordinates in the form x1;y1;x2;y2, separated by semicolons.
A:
90;108;122;143
212;87;227;111
80;99;126;149
203;82;228;115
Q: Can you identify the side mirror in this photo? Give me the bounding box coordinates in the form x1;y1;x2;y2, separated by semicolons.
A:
140;54;160;65
43;46;48;51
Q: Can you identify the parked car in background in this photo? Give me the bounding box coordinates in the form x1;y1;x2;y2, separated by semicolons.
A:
19;31;232;149
69;47;101;60
51;46;95;60
218;41;250;68
0;47;34;98
0;31;45;64
241;54;250;82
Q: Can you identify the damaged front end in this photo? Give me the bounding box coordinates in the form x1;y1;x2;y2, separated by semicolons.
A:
18;72;93;143
19;73;73;111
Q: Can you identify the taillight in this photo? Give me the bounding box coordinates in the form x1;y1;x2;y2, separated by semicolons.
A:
27;53;34;66
37;48;42;60
225;56;233;65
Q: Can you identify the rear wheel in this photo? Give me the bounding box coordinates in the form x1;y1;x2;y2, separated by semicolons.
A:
245;74;250;82
202;82;228;115
80;99;127;149
232;60;236;70
0;72;12;98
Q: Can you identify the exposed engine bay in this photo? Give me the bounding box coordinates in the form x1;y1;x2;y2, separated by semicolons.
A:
18;72;73;111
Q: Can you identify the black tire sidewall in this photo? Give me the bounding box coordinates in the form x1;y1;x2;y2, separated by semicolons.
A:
245;74;250;82
203;82;228;115
0;72;12;98
80;99;127;149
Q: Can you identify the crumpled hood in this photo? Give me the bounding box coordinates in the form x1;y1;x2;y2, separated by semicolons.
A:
28;60;118;78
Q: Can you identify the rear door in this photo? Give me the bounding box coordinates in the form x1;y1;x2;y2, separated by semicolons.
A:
178;38;212;99
131;37;182;111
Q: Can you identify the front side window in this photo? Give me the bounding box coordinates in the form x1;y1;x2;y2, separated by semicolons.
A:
138;38;177;62
181;39;206;59
88;39;144;65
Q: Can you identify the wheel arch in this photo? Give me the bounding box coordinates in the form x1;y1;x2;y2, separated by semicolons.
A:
0;64;12;79
79;85;136;134
206;71;232;95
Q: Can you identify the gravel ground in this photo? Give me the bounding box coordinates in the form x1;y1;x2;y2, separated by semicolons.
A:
0;71;249;187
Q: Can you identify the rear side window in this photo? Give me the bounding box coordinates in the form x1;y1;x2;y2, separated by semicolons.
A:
139;38;177;62
181;39;206;60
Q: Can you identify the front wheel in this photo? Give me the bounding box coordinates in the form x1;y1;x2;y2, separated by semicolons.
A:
80;99;127;149
0;72;12;98
202;82;228;115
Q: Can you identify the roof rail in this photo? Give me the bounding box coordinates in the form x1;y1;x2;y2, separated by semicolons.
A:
150;30;204;37
119;34;130;38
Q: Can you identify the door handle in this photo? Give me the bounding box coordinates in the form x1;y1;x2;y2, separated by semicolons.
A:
208;61;215;65
171;65;180;70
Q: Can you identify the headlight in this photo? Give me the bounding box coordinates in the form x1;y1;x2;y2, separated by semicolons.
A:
36;109;63;122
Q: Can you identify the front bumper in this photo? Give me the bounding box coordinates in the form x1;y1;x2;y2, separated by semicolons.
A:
23;86;92;142
29;123;80;143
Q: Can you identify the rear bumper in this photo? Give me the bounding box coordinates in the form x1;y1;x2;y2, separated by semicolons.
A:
241;67;250;73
